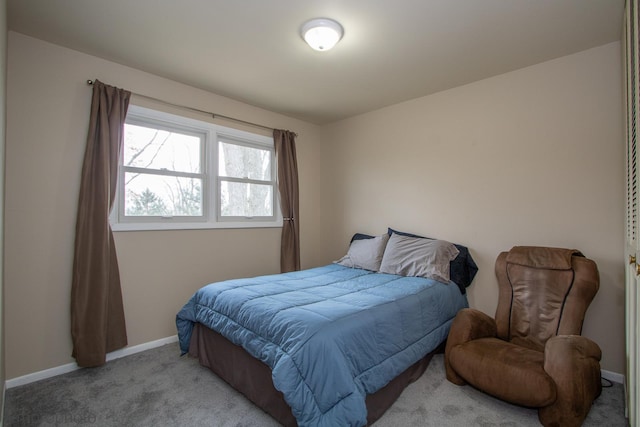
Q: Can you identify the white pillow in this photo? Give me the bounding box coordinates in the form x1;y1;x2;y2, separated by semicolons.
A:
335;234;390;271
378;233;459;283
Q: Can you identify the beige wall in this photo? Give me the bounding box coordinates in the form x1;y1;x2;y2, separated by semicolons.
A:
4;32;326;379
322;42;625;373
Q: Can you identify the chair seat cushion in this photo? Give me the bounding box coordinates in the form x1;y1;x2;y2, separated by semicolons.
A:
448;337;556;407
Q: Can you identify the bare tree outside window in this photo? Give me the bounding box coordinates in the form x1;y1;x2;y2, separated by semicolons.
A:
219;141;273;217
123;123;203;217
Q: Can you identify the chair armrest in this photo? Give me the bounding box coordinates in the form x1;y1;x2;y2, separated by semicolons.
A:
544;335;602;375
446;308;497;348
539;335;602;426
445;308;497;385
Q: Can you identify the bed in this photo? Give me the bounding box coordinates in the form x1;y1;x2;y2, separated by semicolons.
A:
176;229;477;426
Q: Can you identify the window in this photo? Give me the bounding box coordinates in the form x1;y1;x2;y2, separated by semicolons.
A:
112;105;281;231
218;138;275;219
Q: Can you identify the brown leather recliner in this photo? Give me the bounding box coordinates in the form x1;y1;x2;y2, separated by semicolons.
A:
445;246;601;427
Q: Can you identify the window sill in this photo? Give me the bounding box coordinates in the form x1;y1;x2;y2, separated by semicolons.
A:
111;219;283;232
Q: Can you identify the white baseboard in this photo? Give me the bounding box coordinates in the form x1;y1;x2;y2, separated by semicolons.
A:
104;335;178;363
5;335;178;389
602;368;624;384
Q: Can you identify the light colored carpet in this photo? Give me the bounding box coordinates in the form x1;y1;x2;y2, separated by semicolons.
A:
4;342;627;426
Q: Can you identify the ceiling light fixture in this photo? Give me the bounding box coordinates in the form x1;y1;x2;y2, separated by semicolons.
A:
301;18;343;52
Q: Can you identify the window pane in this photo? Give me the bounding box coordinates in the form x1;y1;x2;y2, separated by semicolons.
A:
124;123;201;173
219;141;271;180
124;172;202;216
220;181;273;217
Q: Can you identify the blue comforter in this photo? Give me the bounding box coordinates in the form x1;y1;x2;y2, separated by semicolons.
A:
176;264;468;426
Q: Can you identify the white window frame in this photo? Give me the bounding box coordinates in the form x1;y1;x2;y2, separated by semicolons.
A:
111;105;282;231
217;136;277;222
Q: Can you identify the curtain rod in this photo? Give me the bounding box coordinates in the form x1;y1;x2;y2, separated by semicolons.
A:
86;79;296;136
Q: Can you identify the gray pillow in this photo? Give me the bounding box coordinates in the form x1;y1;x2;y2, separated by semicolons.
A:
378;233;460;283
335;233;389;271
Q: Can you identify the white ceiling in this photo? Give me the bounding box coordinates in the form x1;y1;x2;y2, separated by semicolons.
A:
7;0;625;125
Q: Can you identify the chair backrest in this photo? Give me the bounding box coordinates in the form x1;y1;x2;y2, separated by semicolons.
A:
494;246;599;352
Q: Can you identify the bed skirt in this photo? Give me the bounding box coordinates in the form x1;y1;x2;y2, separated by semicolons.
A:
189;322;442;426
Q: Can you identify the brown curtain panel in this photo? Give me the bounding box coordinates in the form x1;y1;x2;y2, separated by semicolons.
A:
273;129;301;272
71;80;130;367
